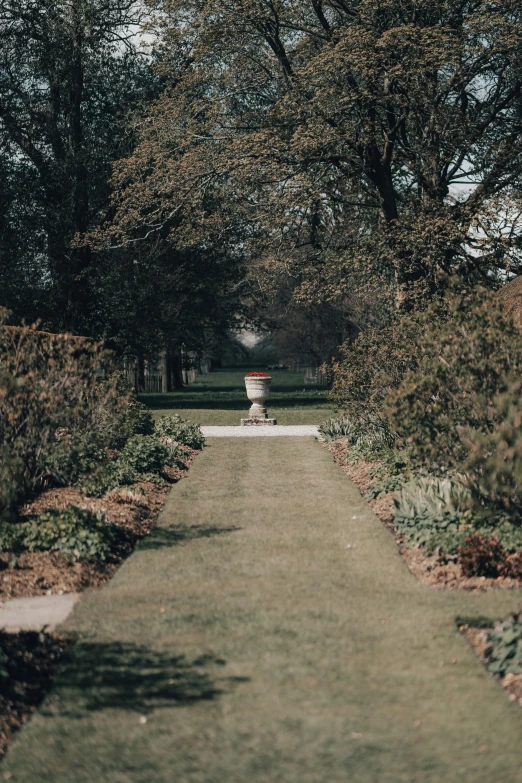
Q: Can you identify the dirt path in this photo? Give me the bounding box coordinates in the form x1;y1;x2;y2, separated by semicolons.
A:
4;437;522;782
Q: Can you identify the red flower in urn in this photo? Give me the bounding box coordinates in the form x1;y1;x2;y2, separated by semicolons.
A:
246;371;270;377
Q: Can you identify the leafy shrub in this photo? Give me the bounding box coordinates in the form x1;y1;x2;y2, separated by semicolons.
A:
504;552;522;579
392;474;522;558
0;315;136;518
77;461;134;498
487;615;522;677
319;417;353;442
124;402;155;438
458;534;506;578
119;435;169;476
100;384;155;450
328;318;421;416
0;506;120;562
154;414;204;450
366;472;407;500
463;386;522;523
385;286;522;523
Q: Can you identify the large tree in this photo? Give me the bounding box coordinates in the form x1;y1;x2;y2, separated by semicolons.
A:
0;0;156;331
100;0;522;310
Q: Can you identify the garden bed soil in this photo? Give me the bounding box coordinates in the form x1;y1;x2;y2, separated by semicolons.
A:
0;630;75;761
0;449;198;601
326;439;522;591
460;624;522;708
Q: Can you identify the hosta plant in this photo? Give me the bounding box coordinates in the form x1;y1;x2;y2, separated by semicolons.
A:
393;477;471;551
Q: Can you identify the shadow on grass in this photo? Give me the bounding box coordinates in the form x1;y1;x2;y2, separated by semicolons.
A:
140;524;242;551
52;642;249;716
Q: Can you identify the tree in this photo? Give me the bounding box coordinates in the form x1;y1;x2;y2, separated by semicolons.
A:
100;0;522;311
0;0;156;331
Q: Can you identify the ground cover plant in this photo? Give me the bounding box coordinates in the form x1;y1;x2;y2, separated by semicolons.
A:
460;612;522;712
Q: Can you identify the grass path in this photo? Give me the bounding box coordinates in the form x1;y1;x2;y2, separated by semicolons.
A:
4;437;522;782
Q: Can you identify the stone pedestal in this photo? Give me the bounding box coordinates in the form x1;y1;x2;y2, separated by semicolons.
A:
242;375;276;426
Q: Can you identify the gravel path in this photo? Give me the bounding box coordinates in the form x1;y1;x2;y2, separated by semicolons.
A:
0;593;80;632
201;425;319;437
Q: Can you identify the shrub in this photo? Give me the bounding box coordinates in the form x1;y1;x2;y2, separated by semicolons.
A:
487;615;522;677
462;386;522;523
503;552;522;579
385;285;522;523
0;315;134;518
392;475;522;558
119;435;169;476
328;318;421;416
154;414;204;450
77;461;134;498
366;473;406;499
458;534;506;578
365;451;412;499
0;506;120;562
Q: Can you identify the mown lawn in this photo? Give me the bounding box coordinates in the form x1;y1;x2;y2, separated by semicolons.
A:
4;438;522;782
140;368;335;425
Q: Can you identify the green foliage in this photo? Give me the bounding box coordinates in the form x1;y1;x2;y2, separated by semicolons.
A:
0;318;164;512
463;387;522;524
320;413;397;461
366;472;407;500
44;434;107;487
386;286;522;523
319;417;353;442
328;320;421;417
392;475;522;557
393;477;471;551
154;414;204;450
365;453;412;499
118;435;169;476
487;616;522;677
0;506;120;562
77;462;134;498
0;318;128;518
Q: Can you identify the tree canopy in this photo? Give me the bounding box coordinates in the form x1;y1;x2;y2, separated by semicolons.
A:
101;0;522;310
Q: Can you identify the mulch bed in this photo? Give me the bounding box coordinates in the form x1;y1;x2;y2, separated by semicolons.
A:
0;630;75;761
0;448;199;601
326;438;522;591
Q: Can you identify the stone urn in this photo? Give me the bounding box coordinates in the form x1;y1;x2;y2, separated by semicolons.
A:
244;373;272;420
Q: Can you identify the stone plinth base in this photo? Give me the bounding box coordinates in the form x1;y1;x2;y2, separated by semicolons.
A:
241;417;277;426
